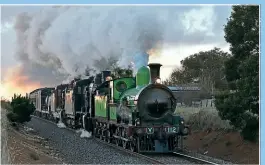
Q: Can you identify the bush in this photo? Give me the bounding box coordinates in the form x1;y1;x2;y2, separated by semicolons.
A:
6;94;35;124
6;112;19;122
175;107;233;131
240;116;259;142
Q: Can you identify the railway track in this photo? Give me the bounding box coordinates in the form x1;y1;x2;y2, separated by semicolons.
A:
94;137;164;164
32;115;163;164
31;115;219;165
173;152;220;165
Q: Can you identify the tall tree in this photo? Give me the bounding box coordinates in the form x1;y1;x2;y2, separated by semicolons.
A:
166;47;230;93
215;5;259;141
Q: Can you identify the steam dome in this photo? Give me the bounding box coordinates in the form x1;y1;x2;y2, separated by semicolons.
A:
136;66;150;86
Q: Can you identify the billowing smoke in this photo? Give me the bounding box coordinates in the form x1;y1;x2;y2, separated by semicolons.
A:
11;6;220;85
14;6;165;80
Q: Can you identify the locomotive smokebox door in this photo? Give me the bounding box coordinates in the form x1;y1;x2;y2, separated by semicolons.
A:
148;63;162;84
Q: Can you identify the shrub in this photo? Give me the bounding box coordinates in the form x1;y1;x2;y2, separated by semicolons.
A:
6;112;19;123
175;107;233;131
6;94;35;124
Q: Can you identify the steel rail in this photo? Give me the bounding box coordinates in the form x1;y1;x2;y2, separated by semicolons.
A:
173;152;220;165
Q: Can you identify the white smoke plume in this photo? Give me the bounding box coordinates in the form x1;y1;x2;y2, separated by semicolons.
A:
12;6;219;83
57;121;66;128
76;129;92;138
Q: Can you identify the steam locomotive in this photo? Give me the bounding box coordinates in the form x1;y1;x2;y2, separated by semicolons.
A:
29;63;190;153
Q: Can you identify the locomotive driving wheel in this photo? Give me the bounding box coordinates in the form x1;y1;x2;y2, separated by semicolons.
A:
114;127;121;146
105;130;111;143
99;129;104;140
115;138;120;146
93;127;97;137
129;137;138;152
129;142;135;152
122;140;127;149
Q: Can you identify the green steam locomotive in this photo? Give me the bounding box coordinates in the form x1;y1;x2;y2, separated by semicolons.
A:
30;63;190;153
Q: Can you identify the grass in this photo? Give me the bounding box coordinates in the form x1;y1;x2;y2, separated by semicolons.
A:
175;106;233;131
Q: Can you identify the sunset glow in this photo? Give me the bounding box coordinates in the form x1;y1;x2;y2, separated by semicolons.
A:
0;65;41;100
147;47;162;57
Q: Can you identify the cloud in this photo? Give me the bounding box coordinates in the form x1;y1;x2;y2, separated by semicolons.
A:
1;6;43;23
1;21;17;70
1;5;232;86
181;6;215;36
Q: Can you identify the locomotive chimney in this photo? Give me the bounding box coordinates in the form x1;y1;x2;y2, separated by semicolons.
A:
148;63;162;83
101;70;111;82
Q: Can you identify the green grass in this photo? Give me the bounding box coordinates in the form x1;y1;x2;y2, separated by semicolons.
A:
175;106;233;131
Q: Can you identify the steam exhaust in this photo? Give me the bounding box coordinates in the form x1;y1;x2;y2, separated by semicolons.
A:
76;113;91;138
57;110;66;128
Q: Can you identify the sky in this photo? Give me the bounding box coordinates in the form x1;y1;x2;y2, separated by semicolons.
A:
0;5;232;99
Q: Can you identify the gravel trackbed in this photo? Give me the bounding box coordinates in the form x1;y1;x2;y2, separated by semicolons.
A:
26;117;152;164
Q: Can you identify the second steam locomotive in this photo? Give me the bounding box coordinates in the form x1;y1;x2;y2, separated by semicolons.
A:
29;63;190;153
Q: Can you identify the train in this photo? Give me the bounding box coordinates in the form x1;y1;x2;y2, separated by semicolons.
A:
29;63;195;153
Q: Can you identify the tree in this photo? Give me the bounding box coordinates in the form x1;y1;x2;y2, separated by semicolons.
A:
111;66;133;79
6;94;35;123
166;47;230;94
215;5;259;141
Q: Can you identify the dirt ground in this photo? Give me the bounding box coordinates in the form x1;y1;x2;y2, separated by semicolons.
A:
7;125;64;164
184;130;259;164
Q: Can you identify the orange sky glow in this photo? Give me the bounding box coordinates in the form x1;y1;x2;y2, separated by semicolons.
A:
0;65;41;101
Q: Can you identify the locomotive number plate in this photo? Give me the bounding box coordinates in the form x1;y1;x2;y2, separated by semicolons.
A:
146;127;154;134
164;127;178;133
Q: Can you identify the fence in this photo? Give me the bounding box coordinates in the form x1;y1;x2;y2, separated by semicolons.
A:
176;99;215;108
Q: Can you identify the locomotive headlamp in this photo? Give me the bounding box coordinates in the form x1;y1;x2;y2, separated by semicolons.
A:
135;118;140;126
180;117;184;124
155;78;161;84
106;76;112;81
134;100;138;105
